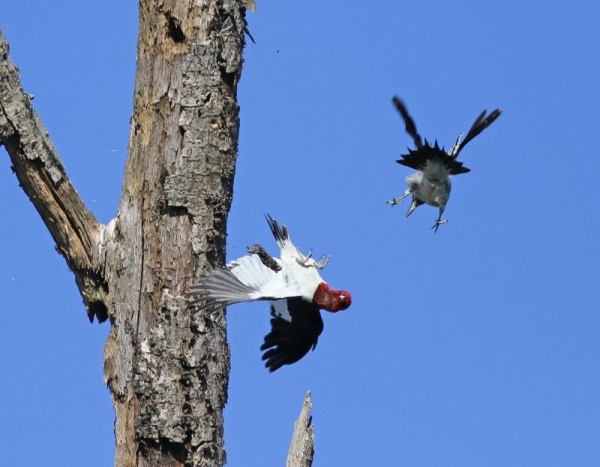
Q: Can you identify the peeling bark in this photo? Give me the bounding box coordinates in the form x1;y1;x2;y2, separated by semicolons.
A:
287;392;315;467
1;1;247;465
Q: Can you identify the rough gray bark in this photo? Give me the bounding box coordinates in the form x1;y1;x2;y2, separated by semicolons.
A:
0;1;247;465
287;392;315;467
0;34;105;322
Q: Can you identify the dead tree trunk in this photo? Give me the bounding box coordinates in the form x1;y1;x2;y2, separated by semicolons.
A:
287;392;315;467
0;1;247;465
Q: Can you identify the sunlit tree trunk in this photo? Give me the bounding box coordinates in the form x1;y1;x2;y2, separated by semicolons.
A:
0;1;248;465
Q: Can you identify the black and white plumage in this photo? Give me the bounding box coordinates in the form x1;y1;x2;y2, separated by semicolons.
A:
261;298;324;372
388;96;502;232
187;215;352;372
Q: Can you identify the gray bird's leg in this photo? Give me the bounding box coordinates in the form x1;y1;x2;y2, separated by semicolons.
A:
387;188;413;206
406;197;422;217
431;207;448;233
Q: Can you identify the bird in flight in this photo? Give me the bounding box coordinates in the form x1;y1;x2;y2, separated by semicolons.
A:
187;214;352;372
388;96;502;232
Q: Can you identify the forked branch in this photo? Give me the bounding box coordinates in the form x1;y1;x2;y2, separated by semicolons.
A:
0;30;108;322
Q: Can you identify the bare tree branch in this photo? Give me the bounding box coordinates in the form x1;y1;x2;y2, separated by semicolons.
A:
287;392;315;467
0;29;107;322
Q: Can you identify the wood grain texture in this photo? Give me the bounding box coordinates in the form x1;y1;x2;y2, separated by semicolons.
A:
1;0;248;465
287;392;315;467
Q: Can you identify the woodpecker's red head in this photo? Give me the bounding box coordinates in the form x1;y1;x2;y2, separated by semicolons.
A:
337;290;352;310
313;283;352;313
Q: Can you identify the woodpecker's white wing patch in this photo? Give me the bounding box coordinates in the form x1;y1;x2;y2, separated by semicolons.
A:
228;254;285;298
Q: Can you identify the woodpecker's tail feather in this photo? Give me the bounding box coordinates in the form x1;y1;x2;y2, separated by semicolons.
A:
265;214;289;248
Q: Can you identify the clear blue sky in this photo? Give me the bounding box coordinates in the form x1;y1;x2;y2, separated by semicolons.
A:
1;1;599;466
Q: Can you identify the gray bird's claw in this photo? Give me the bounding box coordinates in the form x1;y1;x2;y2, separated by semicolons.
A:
387;190;412;206
431;219;448;233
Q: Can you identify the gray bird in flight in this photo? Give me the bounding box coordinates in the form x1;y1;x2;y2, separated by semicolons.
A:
388;97;502;232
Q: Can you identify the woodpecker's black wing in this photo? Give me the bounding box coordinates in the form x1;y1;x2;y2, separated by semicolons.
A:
261;297;324;372
392;96;423;149
454;109;502;158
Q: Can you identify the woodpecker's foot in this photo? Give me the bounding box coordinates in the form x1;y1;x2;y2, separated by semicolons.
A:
431;219;448;233
296;251;330;269
296;249;324;269
314;254;331;270
248;244;282;272
296;248;314;266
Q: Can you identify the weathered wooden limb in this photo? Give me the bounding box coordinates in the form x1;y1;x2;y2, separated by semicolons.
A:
0;29;108;322
287;392;315;467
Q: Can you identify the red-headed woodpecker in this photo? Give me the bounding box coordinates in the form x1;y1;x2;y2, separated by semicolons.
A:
187;215;352;372
387;96;502;232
